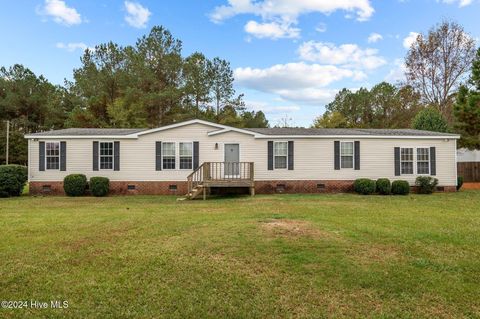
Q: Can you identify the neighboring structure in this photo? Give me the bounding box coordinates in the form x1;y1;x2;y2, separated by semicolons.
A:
25;119;460;197
457;148;480;162
457;148;480;183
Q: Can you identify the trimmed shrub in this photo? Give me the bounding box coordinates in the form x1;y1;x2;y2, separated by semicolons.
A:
391;180;410;195
63;174;87;196
0;165;28;197
354;178;376;195
376;178;391;195
457;176;464;191
90;177;110;197
415;176;439;194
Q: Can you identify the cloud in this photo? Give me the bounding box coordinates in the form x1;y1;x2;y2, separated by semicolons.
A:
367;32;383;43
210;0;373;40
385;58;406;83
297;41;386;70
210;0;374;23
56;42;92;52
247;101;301;114
403;32;420;49
37;0;82;26
234;62;365;104
124;1;151;28
315;23;327;33
274;88;339;104
440;0;473;7
244;20;300;39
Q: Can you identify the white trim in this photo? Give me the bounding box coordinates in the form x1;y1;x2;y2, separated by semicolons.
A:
179;142;194;170
207;127;257;137
416;147;430;175
161;141;176;170
26;135;138;139
455;139;458;187
340;141;355;170
27;139;31;181
273;141;288;170
400;147;414;175
45;141;61;171
98;141;115;171
25;134;460;140
254;135;460;140
398;146;436;177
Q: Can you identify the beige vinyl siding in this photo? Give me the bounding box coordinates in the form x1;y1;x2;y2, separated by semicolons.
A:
28;123;457;186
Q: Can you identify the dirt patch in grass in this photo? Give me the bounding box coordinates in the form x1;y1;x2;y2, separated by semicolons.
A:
350;243;403;265
260;219;340;240
414;294;462;319
60;225;134;251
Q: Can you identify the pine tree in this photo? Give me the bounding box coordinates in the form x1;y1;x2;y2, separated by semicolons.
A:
454;48;480;149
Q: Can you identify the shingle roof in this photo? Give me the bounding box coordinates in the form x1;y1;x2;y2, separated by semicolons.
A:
26;120;459;138
27;128;147;137
245;127;458;137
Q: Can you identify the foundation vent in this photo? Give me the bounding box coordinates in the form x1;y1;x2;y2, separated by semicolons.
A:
276;184;286;193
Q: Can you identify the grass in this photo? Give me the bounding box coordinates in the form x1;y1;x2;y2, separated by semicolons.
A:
1;191;480;318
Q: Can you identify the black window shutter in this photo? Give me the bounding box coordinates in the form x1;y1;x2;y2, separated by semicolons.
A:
430;147;436;176
93;141;99;171
267;141;273;170
288;141;294;170
39;141;45;171
354;141;360;170
114;141;120;171
334;141;340;170
193;141;199;170
394;147;400;176
155;141;162;171
60;141;66;171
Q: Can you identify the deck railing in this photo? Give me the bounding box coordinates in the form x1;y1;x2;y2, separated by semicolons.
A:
187;162;254;195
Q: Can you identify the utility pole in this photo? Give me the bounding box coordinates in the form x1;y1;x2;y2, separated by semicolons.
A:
5;120;9;165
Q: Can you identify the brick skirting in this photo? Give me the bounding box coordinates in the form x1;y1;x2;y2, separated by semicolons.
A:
255;180;354;194
29;181;188;196
30;181;65;195
29;180;456;196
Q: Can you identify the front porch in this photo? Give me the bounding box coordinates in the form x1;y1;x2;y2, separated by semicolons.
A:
186;162;255;199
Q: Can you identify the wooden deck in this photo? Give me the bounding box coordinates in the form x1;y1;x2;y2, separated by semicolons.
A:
186;162;255;199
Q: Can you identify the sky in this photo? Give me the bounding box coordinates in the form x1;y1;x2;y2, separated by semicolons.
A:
0;0;479;127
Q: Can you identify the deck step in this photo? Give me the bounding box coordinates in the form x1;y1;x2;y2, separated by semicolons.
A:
186;185;204;200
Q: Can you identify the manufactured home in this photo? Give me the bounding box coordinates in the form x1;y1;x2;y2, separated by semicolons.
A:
25;119;460;198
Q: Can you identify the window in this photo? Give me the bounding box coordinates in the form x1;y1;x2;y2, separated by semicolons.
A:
46;142;60;170
274;142;288;169
340;142;354;169
417;148;430;174
99;142;114;170
400;148;414;174
179;142;193;169
162;142;176;169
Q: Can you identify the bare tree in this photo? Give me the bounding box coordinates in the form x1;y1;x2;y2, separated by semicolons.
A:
405;20;476;120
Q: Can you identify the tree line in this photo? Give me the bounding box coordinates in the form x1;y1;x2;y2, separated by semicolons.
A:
313;20;480;149
2;21;480;165
0;26;268;164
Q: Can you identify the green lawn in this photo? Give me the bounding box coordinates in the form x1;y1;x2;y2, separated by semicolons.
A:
1;192;480;318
